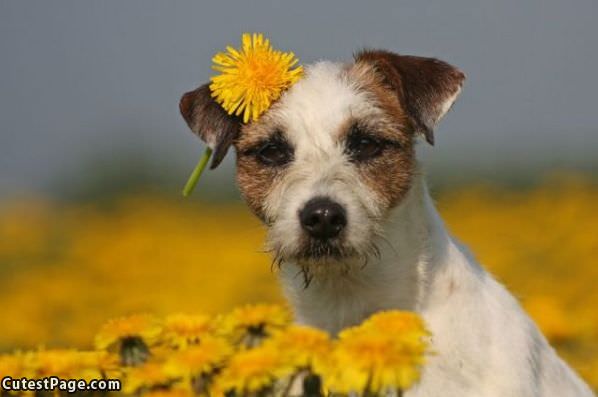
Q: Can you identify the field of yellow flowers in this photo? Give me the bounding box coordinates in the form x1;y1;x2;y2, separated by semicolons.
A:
0;174;596;390
0;305;429;396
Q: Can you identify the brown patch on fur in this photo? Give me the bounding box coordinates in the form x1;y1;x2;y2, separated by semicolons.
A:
235;154;279;222
234;116;284;153
344;62;416;209
234;120;287;221
355;49;465;145
360;145;415;210
179;84;242;168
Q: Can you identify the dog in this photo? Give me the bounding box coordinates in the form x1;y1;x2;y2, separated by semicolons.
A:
179;49;593;396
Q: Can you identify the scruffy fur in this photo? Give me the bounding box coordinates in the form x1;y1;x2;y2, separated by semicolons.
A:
179;50;593;396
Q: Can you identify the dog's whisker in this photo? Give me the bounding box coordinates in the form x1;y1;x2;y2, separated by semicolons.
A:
275;254;285;270
377;234;398;256
360;254;369;270
270;255;282;272
302;274;313;289
300;266;313;289
372;242;382;259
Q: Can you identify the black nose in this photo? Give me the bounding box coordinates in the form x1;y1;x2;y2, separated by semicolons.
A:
299;197;347;240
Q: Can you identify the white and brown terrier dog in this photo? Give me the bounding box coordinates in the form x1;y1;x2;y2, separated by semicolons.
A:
179;50;593;396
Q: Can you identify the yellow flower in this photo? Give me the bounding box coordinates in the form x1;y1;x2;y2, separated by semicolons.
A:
0;353;28;380
24;349;103;380
265;325;332;370
95;314;162;350
164;337;232;379
219;304;291;346
1;177;597;390
124;361;174;394
213;344;294;394
95;351;122;378
145;388;194;397
321;311;429;394
210;33;303;123
163;313;214;349
361;310;430;340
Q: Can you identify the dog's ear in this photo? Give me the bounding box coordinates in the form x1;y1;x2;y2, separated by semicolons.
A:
355;49;465;145
179;84;242;169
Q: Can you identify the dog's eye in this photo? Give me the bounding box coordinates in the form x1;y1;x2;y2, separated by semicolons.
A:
346;129;384;162
349;136;382;159
257;141;292;166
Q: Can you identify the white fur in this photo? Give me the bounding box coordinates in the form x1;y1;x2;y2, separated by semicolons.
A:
280;175;593;396
437;86;461;124
262;62;385;261
259;62;593;396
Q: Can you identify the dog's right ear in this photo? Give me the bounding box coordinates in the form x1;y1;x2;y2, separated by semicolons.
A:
179;84;242;169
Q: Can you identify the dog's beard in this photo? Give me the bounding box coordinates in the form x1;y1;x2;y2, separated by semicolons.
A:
298;238;353;260
268;234;382;288
264;196;385;287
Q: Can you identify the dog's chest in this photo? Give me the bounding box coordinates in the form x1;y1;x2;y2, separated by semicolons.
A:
283;263;419;335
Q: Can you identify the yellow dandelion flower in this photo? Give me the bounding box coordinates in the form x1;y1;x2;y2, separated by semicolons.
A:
213;344;294;394
361;310;430;340
95;314;162;350
219;304;291;347
0;353;28;380
163;313;214;349
321;311;429;394
124;362;174;394
164;337;232;379
145;388;194;397
94;351;121;379
24;349;102;380
210;33;303;123
265;325;332;370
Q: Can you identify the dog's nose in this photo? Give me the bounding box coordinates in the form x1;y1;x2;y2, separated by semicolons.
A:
299;197;347;240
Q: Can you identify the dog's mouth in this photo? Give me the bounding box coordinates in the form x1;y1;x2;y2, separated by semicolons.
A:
274;235;380;266
297;238;354;261
271;239;351;265
269;236;357;267
271;236;382;287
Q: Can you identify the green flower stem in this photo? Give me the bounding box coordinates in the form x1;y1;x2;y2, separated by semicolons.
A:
182;147;213;197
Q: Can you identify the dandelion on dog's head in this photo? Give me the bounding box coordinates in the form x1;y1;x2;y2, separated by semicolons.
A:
162;313;214;349
210;33;303;123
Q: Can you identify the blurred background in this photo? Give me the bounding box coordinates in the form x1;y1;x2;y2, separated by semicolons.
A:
0;0;596;389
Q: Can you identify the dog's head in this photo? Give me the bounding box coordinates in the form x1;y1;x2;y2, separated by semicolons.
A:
180;50;464;272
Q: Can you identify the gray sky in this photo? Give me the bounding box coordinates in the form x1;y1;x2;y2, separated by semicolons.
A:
1;0;597;197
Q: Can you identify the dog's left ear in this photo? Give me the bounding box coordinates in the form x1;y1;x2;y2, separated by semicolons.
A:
355;50;465;145
179;83;242;169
